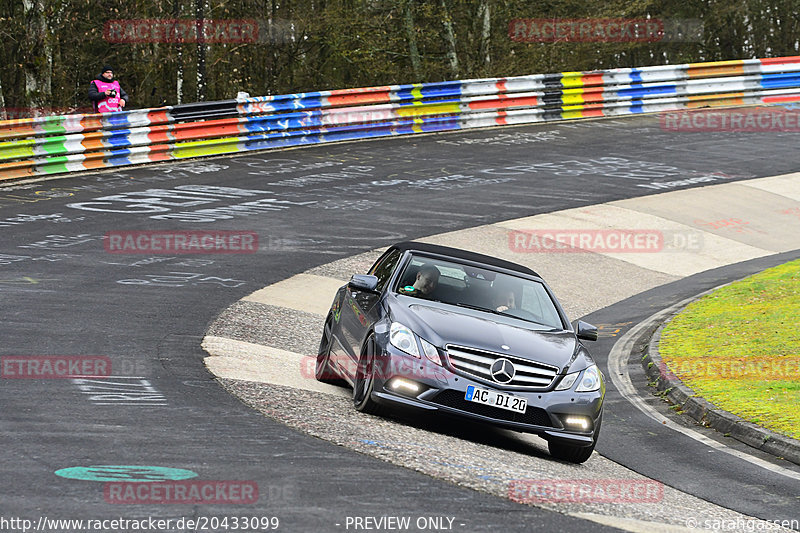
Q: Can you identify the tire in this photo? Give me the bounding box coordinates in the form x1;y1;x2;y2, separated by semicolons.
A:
548;415;602;464
353;335;383;415
316;317;344;385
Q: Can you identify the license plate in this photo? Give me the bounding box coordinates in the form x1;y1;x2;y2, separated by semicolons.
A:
465;385;527;414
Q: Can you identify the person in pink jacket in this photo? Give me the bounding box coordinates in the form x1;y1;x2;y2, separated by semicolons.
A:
88;65;129;113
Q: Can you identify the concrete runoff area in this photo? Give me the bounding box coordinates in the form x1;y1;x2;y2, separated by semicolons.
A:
203;172;800;531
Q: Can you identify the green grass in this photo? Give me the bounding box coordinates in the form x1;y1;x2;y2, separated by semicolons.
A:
659;259;800;441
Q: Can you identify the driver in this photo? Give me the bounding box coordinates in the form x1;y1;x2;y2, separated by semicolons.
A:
399;264;440;297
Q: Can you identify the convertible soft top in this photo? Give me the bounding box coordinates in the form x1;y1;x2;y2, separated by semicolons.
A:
389;241;540;278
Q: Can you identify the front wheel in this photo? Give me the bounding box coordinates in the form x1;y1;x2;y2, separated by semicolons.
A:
548;415;601;464
353;335;383;415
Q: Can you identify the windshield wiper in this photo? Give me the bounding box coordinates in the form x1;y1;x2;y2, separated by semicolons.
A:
455;302;506;316
455;302;553;328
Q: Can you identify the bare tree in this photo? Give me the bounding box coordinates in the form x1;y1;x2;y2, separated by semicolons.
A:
175;0;183;103
402;0;421;80
22;0;52;111
440;0;459;78
477;0;490;69
196;0;209;100
0;72;6;120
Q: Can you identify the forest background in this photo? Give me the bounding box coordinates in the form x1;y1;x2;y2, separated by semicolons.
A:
1;0;798;117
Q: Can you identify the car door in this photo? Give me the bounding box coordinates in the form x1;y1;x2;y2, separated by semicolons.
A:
337;249;403;380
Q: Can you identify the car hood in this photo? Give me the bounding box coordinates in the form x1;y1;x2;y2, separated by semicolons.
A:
398;299;577;368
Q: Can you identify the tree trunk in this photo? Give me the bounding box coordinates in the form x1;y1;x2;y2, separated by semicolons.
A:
269;0;277;93
402;0;422;80
175;0;183;104
440;0;459;79
195;0;208;101
477;0;491;69
23;0;52;113
0;71;6;120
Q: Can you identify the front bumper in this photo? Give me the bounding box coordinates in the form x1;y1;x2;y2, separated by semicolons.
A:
369;345;604;446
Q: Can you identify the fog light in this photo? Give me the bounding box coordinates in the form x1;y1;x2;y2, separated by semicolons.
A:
389;378;420;395
564;416;591;431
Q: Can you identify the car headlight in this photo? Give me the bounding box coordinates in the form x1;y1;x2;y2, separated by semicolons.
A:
555;371;579;391
576;364;602;392
389;323;442;366
555;364;602;392
390;322;419;357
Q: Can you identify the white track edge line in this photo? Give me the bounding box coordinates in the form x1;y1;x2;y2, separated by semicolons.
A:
607;295;800;482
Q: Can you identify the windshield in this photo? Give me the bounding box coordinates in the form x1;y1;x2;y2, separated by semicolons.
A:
394;254;564;330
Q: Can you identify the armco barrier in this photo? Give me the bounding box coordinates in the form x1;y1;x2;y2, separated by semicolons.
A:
2;56;800;181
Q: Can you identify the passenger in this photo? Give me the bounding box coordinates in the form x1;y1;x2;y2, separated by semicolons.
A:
399;264;440;297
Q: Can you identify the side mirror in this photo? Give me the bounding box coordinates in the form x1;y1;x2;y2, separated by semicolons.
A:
575;320;598;341
348;274;379;292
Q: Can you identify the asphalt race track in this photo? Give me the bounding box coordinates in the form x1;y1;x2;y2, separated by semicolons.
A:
1;114;799;532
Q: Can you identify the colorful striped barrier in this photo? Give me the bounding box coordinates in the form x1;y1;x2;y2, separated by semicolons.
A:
2;56;800;181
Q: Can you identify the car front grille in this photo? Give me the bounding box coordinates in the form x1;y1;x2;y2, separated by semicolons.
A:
445;344;559;389
430;389;554;427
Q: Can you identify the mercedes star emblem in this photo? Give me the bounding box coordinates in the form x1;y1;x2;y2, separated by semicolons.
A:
490;358;516;384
